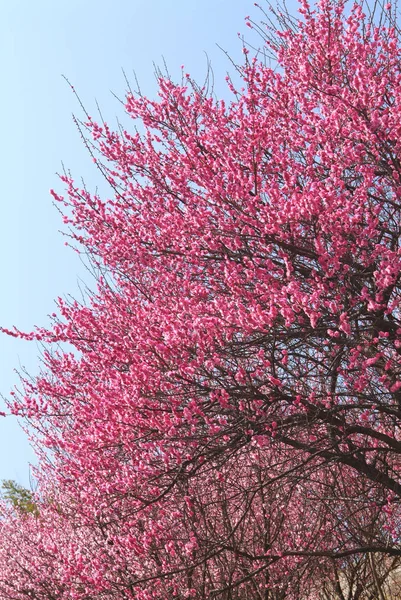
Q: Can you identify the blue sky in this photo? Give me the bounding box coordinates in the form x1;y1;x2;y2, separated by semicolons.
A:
0;0;288;487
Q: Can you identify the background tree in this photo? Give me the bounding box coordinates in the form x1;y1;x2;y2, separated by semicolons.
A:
1;480;38;516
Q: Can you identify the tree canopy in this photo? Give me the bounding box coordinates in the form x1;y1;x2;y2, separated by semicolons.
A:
1;0;401;598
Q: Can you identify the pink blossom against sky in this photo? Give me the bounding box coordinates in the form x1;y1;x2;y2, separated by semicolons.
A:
0;0;267;486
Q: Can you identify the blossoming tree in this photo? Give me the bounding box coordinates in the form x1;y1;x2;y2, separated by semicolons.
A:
2;0;401;597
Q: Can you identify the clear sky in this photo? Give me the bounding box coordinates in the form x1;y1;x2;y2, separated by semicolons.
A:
0;0;290;487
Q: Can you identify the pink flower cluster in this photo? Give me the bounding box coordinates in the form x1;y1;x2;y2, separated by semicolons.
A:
1;1;401;597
